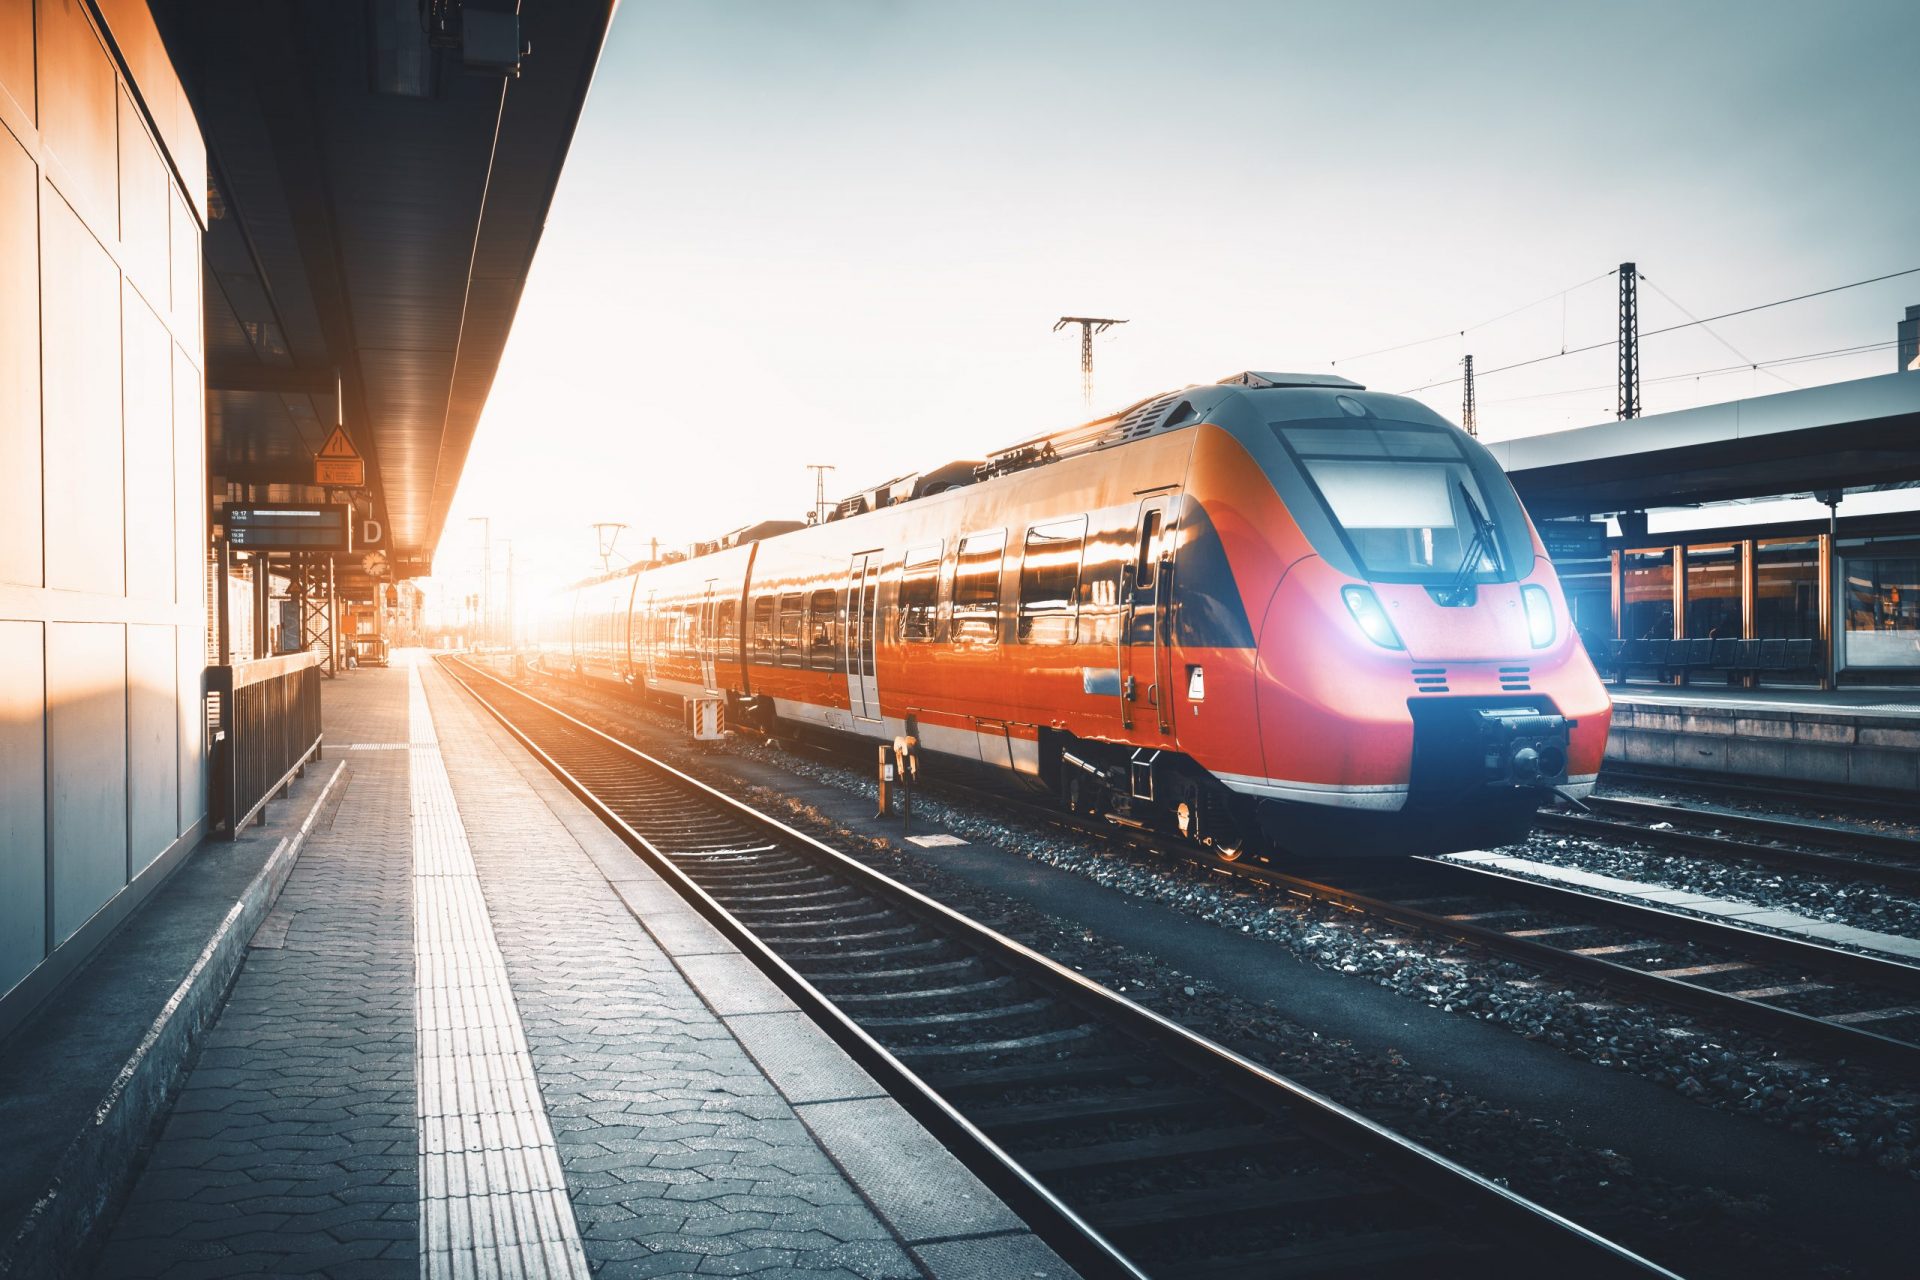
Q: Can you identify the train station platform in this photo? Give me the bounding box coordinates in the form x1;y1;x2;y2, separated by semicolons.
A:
0;655;1070;1280
1605;684;1920;792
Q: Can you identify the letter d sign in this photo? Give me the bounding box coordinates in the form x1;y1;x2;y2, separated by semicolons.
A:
361;519;384;547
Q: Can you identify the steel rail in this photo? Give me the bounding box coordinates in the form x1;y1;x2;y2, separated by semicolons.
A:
799;747;1920;1074
1582;795;1920;862
1548;800;1920;894
439;658;1147;1280
1539;810;1920;893
1600;764;1920;822
442;656;1677;1280
1410;855;1920;995
1183;850;1920;1075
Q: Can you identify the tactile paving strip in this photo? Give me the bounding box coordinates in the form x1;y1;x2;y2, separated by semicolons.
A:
409;663;590;1280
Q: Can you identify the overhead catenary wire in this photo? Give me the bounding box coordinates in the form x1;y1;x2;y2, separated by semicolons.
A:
1399;265;1920;393
1638;272;1799;391
1485;338;1901;405
1329;269;1617;367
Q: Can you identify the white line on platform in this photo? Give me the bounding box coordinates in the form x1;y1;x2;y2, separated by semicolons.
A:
409;664;589;1280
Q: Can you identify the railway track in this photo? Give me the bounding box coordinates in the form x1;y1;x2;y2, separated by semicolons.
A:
727;718;1920;1074
441;656;1672;1280
1254;853;1920;1074
513;660;1920;1075
1538;796;1920;894
760;725;1920;1075
1600;764;1920;824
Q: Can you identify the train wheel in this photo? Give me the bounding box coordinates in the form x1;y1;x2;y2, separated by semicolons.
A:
1212;838;1245;862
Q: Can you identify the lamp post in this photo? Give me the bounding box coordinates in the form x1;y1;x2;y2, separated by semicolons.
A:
498;538;516;649
467;516;491;649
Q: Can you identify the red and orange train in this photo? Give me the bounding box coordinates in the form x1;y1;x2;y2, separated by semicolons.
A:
566;372;1610;856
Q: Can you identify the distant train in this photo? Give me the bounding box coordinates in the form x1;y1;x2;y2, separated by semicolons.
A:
565;372;1610;856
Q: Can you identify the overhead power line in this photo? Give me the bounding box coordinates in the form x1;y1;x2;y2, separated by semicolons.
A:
1486;338;1901;406
1399;264;1920;394
1640;272;1797;391
1330;269;1616;367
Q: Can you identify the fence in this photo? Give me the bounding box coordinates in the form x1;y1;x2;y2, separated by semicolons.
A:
209;650;325;837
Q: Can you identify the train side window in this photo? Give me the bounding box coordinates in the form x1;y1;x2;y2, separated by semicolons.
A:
899;542;943;642
750;596;775;664
716;600;737;642
952;531;1005;647
1135;510;1163;591
1019;517;1087;644
778;592;804;666
807;588;839;670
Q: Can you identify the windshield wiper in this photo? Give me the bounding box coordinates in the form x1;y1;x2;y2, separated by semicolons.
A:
1442;481;1502;605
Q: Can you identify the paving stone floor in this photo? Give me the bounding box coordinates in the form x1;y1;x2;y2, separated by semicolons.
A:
94;671;418;1279
87;658;1069;1280
423;668;924;1280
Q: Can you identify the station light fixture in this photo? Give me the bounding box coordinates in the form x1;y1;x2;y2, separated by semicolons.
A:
1341;585;1404;650
1522;584;1556;649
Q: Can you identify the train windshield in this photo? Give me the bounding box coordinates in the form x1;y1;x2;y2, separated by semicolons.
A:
1271;421;1528;583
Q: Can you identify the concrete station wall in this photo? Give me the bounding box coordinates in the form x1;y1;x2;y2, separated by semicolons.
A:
0;0;208;1034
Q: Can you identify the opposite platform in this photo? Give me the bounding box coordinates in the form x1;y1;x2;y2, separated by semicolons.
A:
1606;683;1920;791
81;655;1071;1280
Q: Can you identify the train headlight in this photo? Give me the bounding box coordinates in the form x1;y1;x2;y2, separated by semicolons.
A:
1341;585;1404;650
1522;584;1555;648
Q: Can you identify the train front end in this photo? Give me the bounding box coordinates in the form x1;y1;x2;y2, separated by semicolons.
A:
1193;380;1610;855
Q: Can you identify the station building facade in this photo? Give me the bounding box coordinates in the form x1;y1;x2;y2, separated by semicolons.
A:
1553;518;1920;685
2;0;210;1032
1500;369;1920;688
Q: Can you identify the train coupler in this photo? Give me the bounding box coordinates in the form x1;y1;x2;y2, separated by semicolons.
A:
1474;707;1573;791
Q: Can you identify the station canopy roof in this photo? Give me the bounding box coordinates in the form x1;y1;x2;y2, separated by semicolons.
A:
153;1;615;593
1487;372;1920;521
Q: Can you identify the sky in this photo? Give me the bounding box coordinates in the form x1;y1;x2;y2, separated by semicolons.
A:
433;0;1920;627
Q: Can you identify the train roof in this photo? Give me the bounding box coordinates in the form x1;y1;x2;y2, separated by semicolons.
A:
570;371;1459;590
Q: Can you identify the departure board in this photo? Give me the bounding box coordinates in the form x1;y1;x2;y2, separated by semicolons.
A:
227;504;350;551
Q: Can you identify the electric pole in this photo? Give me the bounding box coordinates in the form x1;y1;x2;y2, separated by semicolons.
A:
1461;354;1477;437
1054;316;1127;407
591;521;627;573
1618;262;1640;420
807;463;835;524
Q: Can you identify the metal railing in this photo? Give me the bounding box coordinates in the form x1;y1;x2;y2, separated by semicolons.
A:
210;650;325;837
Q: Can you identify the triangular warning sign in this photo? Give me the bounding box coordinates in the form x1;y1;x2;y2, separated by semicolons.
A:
318;427;360;460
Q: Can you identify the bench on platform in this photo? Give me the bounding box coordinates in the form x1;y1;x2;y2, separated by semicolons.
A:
1603;637;1816;685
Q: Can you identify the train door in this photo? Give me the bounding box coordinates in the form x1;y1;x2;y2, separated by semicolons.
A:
699;581;718;691
844;553;882;723
641;590;658;689
1120;494;1177;734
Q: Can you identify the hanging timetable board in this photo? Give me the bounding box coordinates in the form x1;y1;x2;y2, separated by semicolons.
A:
227;504;351;552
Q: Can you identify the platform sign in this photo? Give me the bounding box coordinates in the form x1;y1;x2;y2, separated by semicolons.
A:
314;426;365;488
227;504;351;552
1540;519;1609;561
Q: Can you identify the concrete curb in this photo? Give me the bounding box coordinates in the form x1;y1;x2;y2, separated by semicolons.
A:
0;761;346;1280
